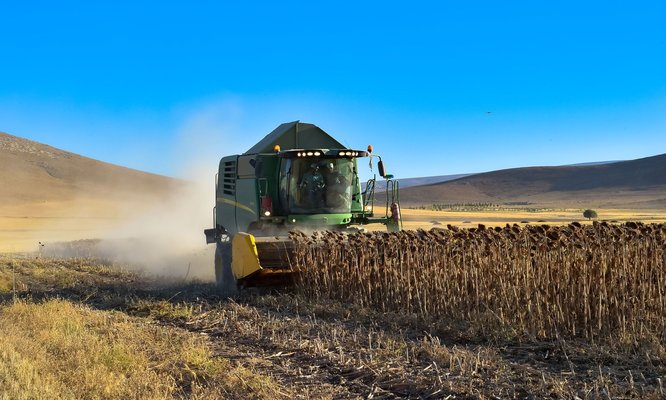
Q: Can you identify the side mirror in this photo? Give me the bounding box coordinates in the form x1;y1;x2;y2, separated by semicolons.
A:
378;160;386;177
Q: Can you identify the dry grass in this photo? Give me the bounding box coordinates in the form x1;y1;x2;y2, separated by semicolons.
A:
0;298;287;400
0;256;133;296
0;256;288;399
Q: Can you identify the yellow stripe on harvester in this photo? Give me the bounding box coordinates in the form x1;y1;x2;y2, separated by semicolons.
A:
219;197;256;215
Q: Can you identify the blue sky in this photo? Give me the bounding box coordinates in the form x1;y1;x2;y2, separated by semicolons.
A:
1;1;665;179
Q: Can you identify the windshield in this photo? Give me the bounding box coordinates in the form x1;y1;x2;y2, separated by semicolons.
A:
280;158;354;214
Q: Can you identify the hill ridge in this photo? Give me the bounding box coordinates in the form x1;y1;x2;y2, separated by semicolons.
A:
0;130;177;207
399;152;666;208
0;131;172;180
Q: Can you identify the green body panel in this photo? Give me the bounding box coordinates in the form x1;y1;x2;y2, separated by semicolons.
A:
215;153;361;236
215;156;240;235
285;213;352;226
255;155;282;213
234;178;258;233
211;121;399;238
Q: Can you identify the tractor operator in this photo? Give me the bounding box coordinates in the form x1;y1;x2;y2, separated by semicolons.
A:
324;161;351;210
298;162;326;209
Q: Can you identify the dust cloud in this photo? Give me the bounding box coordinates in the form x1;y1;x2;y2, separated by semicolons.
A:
39;104;251;281
94;107;248;280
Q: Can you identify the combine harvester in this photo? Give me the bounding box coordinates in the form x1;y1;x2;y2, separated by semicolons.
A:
204;121;401;289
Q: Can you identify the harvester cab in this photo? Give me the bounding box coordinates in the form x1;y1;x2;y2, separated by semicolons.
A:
204;121;401;289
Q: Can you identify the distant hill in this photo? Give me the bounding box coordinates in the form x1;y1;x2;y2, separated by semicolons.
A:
567;160;622;167
373;162;620;192
399;153;666;208
0;131;178;216
370;173;473;191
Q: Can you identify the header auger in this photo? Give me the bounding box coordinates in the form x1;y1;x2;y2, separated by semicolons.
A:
204;121;401;290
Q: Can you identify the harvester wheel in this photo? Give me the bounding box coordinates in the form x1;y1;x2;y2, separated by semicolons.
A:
215;241;237;294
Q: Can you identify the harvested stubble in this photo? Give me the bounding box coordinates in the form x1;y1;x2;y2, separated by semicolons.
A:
289;222;666;340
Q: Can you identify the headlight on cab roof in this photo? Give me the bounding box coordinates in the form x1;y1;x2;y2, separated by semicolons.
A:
279;149;369;158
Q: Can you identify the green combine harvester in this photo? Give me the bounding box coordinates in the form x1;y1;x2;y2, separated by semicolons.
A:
204;121;401;289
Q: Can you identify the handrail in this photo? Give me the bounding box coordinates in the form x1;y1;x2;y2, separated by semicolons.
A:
384;178;402;229
363;177;376;215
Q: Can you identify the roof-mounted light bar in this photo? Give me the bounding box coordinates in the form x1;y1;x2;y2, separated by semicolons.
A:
337;150;368;157
279;149;370;158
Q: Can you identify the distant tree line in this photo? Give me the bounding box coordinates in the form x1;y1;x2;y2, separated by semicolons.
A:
407;203;555;212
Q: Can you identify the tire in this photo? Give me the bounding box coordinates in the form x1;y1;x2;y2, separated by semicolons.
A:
215;241;237;295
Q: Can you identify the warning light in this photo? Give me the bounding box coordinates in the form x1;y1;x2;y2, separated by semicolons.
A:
367;145;373;153
274;145;281;152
